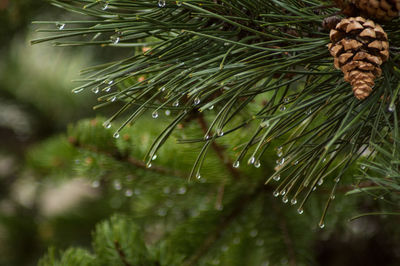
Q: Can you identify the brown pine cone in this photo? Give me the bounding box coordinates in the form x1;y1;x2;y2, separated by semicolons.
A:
328;17;389;100
334;0;400;20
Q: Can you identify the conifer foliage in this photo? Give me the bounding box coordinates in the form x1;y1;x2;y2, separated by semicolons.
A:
31;0;400;265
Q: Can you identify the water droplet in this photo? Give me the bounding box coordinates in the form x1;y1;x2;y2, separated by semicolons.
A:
196;173;201;179
273;190;280;197
334;177;340;183
360;164;366;170
273;175;280;181
217;130;224;137
158;0;166;7
152;111;159;118
283;97;290;103
102;2;109;10
280;189;286;196
250;229;258;237
56;22;65;30
103;121;111;129
193;97;200;105
322;158;326;163
204;134;211;140
110;35;120;44
312;186;316;191
173;100;179;107
178;187;187;194
91;180;100;188
317;179;324;186
233;161;240;168
113;180;122;190
278;157;285;165
157;208;167;216
73;88;84;94
208;105;214;110
125;189;133;197
107;80;114;85
330;194;336;200
105;87;111;92
254;160;261;168
319;222;325;229
294;160;299;165
282;196;288;203
297;208;304;214
279;105;286;111
160;86;166;92
305;108;312;115
176;1;182;6
110;96;117;102
277;150;283;157
388;103;395;112
113;132;120;139
152;154;157;160
248;156;255;165
92;87;99;94
290;198;297;205
146;163;152;168
163;187;170;194
165;109;171;116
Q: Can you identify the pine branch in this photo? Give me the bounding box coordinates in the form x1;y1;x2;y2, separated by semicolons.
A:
113;240;132;266
182;182;268;266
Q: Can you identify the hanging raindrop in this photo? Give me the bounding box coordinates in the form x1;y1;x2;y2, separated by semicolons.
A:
360;164;366;170
193;97;201;105
56;22;65;30
152;111;159;119
278;157;285;165
283;97;290;103
102;2;109;10
233;161;240;168
103;121;111;129
217;130;224;137
297;208;304;214
105;87;111;92
208;105;214;110
152;154;157;161
317;179;324;186
254;160;261;168
282;196;288;204
146;163;152;168
92;87;100;94
273;190;280;197
110;96;117;102
280;189;286;196
318;222;325;229
290;198;297;205
294;160;299;165
160;86;166;92
110;35;120;44
165;110;171;116
158;0;166;7
173;100;179;107
279;105;286;111
273;175;280;181
196;173;201;179
176;1;182;6
277;150;283;157
113;132;120;139
248;156;255;165
305;108;312;115
388;103;395;112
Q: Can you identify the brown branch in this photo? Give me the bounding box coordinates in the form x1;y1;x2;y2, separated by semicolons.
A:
197;114;241;180
114;240;132;266
69;138;188;179
182;183;268;266
271;201;297;266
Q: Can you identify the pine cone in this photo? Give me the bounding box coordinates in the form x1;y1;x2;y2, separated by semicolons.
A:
354;0;400;20
328;17;389;100
334;0;400;20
